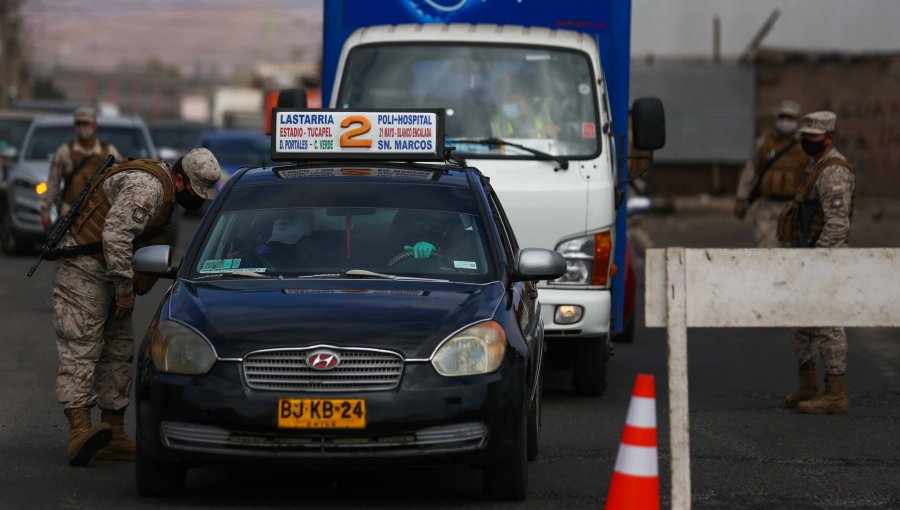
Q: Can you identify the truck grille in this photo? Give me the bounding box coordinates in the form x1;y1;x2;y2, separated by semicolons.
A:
242;348;404;392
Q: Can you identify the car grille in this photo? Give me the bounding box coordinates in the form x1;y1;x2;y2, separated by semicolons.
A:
242;348;404;392
160;421;488;457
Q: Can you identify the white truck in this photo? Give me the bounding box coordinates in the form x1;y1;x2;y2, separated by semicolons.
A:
325;8;664;395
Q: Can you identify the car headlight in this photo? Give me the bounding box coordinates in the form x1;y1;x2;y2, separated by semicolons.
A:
432;321;506;377
150;320;216;375
553;231;613;286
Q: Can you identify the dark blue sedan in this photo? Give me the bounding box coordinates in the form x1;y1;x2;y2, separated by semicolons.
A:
132;161;565;500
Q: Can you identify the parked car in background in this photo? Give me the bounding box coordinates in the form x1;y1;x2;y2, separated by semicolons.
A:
1;114;157;254
148;120;212;162
194;130;272;190
0;110;38;180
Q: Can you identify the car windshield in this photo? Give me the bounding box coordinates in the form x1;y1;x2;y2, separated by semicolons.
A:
337;43;599;158
150;125;206;150
24;125;152;160
0;118;33;149
192;204;494;283
201;134;272;166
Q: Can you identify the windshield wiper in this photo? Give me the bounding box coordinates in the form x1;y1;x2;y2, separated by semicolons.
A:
446;137;569;170
193;270;276;280
343;270;449;282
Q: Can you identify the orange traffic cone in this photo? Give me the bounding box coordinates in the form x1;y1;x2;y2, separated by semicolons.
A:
604;373;660;510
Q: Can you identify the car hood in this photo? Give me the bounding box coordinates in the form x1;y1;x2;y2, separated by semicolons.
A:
166;279;505;360
11;160;51;181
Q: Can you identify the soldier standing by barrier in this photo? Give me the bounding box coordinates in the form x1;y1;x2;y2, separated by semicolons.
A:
40;107;122;230
49;148;220;465
734;100;808;247
777;111;854;414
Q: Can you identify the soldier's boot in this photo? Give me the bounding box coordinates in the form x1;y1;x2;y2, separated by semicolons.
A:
95;408;136;461
797;374;849;414
64;407;112;466
784;361;818;409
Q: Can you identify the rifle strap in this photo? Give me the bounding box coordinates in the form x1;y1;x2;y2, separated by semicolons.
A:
758;139;799;176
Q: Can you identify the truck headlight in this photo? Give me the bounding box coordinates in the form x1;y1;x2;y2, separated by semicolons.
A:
553;231;613;286
432;321;506;377
150;320;216;375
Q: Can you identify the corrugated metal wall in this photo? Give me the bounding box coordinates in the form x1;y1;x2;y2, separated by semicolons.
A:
631;63;755;165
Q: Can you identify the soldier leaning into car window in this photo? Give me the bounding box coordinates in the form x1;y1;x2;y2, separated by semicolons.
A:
40;107;122;230
48;148;220;466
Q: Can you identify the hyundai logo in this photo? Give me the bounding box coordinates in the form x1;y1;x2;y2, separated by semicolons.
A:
306;350;341;370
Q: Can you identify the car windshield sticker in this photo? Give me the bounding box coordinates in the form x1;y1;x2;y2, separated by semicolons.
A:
276;167;437;180
272;109;444;161
454;260;478;270
202;258;242;271
199;259;267;274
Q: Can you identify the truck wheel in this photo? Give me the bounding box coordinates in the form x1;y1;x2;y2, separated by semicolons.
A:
0;211;27;255
483;414;528;501
573;335;608;396
136;443;186;497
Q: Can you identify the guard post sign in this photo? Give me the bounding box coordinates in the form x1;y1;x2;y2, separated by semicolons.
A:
271;109;444;161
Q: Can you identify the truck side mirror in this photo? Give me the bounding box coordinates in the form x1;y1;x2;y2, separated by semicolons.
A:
278;88;308;109
631;97;665;151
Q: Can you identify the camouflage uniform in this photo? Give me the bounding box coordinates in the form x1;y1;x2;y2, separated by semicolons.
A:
53;168;168;410
40;139;121;217
790;146;854;375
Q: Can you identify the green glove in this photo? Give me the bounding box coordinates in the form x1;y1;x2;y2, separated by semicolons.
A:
404;242;436;259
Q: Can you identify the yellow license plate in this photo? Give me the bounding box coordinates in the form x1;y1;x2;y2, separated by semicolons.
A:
277;399;366;429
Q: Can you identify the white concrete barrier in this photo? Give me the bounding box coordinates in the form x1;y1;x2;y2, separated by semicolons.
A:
645;247;900;510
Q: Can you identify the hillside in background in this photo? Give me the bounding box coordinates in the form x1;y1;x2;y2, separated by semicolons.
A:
22;0;322;76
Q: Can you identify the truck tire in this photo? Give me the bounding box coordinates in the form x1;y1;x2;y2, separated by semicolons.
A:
573;335;608;396
0;210;27;255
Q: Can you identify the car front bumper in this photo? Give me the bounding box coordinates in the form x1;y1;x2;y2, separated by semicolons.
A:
537;287;611;338
136;358;526;468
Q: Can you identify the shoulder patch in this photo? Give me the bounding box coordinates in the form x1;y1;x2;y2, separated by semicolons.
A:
827;184;844;194
132;205;149;224
830;195;844;208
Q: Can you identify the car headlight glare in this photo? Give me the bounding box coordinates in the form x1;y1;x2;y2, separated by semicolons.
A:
150;320;216;375
35;182;48;195
432;321;506;377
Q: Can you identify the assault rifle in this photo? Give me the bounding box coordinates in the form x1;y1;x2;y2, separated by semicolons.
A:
27;154;116;277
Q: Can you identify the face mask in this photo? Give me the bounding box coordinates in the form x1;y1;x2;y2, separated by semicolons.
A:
501;103;520;119
175;187;205;211
775;119;798;135
76;125;95;141
801;138;827;156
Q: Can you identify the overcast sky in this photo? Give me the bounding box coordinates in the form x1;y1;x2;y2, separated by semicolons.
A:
632;0;900;58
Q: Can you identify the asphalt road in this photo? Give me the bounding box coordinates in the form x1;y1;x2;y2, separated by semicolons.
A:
0;207;898;509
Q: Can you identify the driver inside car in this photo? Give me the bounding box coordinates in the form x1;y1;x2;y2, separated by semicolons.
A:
389;210;458;262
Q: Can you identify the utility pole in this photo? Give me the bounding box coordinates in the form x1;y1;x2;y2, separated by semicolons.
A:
0;0;29;108
740;8;780;64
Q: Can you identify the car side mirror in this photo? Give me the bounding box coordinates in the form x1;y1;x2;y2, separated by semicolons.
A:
514;248;567;281
627;195;652;216
157;147;179;162
631;97;666;151
278;88;308;109
133;245;178;278
0;146;18;159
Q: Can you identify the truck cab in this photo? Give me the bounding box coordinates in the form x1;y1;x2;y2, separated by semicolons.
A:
331;24;662;394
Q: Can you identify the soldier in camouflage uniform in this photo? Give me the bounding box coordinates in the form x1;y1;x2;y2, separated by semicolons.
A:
51;148;220;465
778;111;854;414
39;107;122;230
734;100;808;247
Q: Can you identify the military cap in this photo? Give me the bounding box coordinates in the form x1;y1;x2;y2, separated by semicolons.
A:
775;100;801;118
180;148;221;200
73;107;97;123
799;111;837;135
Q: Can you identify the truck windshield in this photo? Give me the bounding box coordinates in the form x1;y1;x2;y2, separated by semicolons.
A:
337;44;599;158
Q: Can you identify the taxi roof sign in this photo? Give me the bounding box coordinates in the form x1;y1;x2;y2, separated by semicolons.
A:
271;109;445;161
